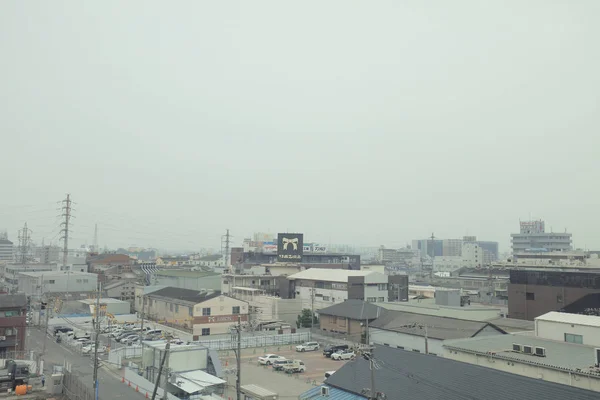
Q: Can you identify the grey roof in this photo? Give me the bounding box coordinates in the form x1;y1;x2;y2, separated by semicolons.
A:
317;300;385;320
369;310;506;340
0;293;27;308
147;287;221;305
323;345;599;400
0;239;13;245
485;317;535;331
444;334;598;371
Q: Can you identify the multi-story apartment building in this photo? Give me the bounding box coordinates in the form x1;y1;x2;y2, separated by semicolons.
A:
287;269;390;310
511;220;572;255
0;293;27;355
443;239;463;257
0;238;13;262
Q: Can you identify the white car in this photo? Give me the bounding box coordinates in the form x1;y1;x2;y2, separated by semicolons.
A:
82;344;107;354
258;354;285;365
295;342;320;352
331;350;355;361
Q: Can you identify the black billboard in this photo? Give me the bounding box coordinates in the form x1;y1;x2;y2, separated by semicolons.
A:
277;233;304;262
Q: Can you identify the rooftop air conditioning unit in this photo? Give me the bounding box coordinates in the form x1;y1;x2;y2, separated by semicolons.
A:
320;387;330;397
512;344;522;352
535;347;546;357
523;345;533;355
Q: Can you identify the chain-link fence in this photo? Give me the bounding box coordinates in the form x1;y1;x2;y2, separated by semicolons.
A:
190;331;311;350
63;370;98;400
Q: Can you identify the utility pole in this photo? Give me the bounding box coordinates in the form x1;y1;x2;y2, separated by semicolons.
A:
236;314;241;400
60;194;73;297
429;232;436;280
161;341;171;400
311;288;315;331
39;297;52;374
92;281;102;400
18;222;32;265
93;223;98;253
423;325;429;355
151;341;170;400
140;295;146;334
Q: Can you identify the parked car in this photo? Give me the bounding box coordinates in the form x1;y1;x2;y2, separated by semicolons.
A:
282;360;306;374
258;354;285;365
82;344;107;354
272;359;293;371
331;349;355;361
323;344;349;358
295;342;320;352
324;371;336;379
54;326;73;336
115;331;135;342
145;329;162;337
120;334;139;343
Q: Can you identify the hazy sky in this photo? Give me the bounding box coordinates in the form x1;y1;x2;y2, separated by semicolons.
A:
1;1;599;252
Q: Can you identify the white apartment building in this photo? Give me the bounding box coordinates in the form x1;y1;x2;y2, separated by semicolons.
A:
433;243;483;272
0;239;13;262
228;287;302;326
18;270;98;295
287;269;389;311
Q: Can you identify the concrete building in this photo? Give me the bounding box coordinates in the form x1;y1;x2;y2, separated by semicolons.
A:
144;287;249;339
104;279;136;303
412;238;443;258
0;239;14;262
287;269;390;310
87;253;132;273
379;297;506;322
227;287;302;326
443;239;463;257
195;254;224;269
376;247;413;266
535;311;600;346
0;263;58;293
318;300;384;341
153;270;221;291
0;293;26;355
17;270;98;296
443;334;600;393
368;311;506;356
511;220;572;255
508;269;600;320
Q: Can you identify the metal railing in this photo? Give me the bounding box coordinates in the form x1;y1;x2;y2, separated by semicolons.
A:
191;331;311;350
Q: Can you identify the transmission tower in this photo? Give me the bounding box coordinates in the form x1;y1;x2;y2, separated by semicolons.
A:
221;229;231;269
17;222;32;264
93;223;98;253
59;194;73;268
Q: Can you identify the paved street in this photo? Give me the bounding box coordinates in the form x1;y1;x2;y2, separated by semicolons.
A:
26;327;146;400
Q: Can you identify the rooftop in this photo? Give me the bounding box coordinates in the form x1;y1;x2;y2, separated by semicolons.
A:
313;345;599;400
78;298;131;305
173;370;225;394
317;300;385;320
287;269;377;282
369;310;506;340
444;334;598;372
379;300;504;321
535;311;600;327
147;287;221;305
19;271;97;277
155;269;220;278
198;254;222;262
485;317;535;332
0;293;26;308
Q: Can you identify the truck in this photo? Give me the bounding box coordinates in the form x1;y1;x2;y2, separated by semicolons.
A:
282;360;306;374
0;360;30;391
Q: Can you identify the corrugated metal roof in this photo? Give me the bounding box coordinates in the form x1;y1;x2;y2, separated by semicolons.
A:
535;311;600;327
369;310;505;340
300;385;366;400
241;384;278;398
323;345;599;400
486;317;535;331
379;301;503;321
287;269;376;283
443;334;597;371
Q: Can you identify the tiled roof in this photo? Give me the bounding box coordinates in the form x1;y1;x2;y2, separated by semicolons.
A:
320;345;599;400
317;300;385;320
443;334;598;371
369;310;505;340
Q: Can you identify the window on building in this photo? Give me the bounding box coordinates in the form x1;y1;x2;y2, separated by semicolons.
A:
189;307;193;317
323;296;330;301
4;311;19;317
564;333;583;344
202;308;211;316
260;280;270;286
377;284;388;291
412;349;421;353
223;280;228;285
170;304;173;312
49;280;55;284
202;328;210;336
366;297;376;302
5;328;14;336
232;306;240;314
76;279;82;283
525;292;535;300
378;297;385;302
175;305;179;313
83;279;89;283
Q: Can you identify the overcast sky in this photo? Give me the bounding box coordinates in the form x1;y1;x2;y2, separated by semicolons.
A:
1;1;599;252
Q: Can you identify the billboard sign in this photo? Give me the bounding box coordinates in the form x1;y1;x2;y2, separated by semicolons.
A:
263;244;277;254
313;245;327;253
277;233;304;262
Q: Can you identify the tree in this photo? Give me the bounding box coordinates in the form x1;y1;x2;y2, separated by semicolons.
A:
296;308;318;328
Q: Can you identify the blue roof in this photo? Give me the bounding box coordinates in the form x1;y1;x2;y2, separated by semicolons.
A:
300;386;366;400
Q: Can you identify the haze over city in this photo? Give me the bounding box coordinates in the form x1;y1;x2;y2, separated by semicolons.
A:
2;1;599;252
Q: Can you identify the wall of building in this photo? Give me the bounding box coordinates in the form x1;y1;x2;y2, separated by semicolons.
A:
443;349;600;392
0;302;26;353
388;275;409;301
535;319;600;347
18;272;98;295
296;285;346;310
192;295;249;338
508;284;600;320
155;274;221;292
320;315;364;340
369;328;444;355
147;298;194;328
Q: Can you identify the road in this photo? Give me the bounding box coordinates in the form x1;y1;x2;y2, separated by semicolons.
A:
27;327;146;400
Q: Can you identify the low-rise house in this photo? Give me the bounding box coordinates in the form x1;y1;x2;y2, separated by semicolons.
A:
318;300;384;342
0;293;27;355
443;334;600;392
144;287;249;339
299;344;599;400
368;310;506;355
